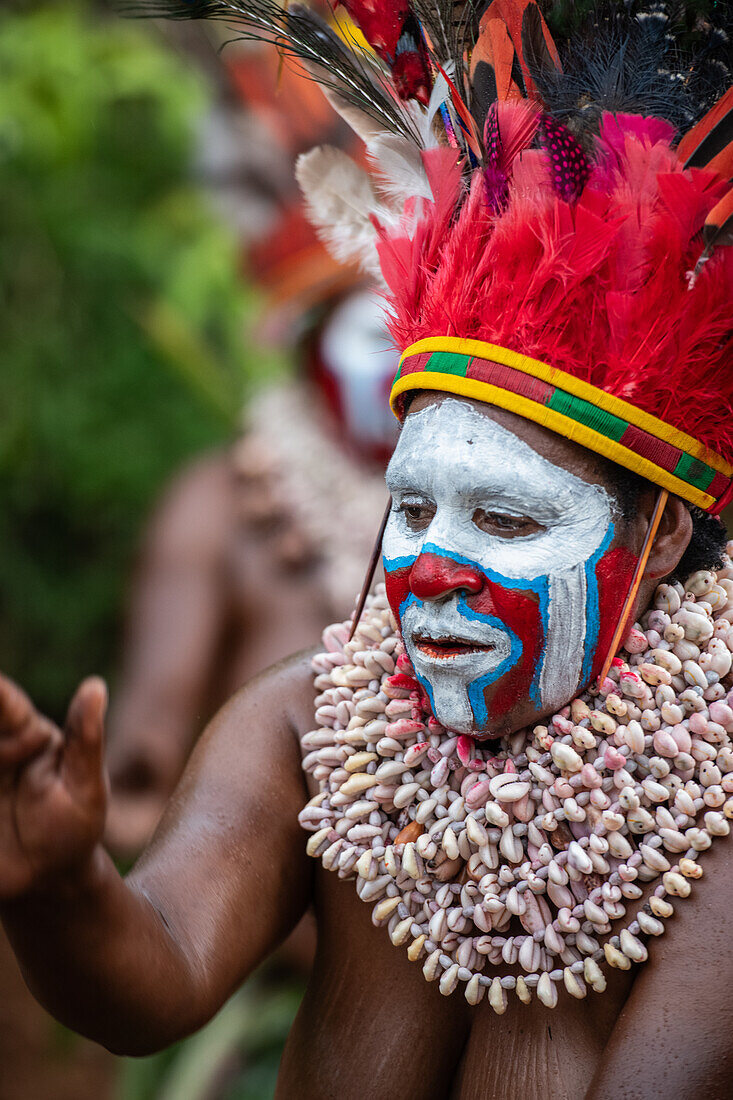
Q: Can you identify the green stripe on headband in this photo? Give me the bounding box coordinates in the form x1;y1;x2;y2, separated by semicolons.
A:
391;340;733;513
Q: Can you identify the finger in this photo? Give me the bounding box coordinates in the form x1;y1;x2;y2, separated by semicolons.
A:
63;677;108;792
0;717;56;770
0;673;36;736
6;723;64;798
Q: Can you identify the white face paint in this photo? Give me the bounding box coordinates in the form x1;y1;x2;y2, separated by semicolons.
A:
383;399;615;734
319;290;397;450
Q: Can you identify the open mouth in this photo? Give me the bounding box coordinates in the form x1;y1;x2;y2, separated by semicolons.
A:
412;634;496;659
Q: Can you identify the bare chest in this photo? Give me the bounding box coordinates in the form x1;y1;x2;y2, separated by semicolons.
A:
276;870;634;1100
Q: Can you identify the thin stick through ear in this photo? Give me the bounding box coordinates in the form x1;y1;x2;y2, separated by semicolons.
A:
349;499;392;641
597;488;669;686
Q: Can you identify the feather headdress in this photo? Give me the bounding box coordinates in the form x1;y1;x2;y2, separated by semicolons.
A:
128;0;733;512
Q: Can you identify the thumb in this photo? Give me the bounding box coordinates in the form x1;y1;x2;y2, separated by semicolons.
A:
0;672;35;735
64;677;108;792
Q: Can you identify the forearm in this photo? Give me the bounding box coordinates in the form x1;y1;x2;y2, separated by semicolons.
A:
0;654;314;1060
1;846;211;1055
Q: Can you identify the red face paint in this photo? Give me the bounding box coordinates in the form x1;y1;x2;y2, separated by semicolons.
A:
382;399;643;736
385;541;640;734
385;551;546;728
590;546;638;681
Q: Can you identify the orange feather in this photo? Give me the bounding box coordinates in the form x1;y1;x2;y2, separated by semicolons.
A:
479;0;559;97
678;87;733;165
704;187;733;247
705;143;733;181
470;15;518;101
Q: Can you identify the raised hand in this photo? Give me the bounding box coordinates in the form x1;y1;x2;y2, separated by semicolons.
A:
0;674;107;899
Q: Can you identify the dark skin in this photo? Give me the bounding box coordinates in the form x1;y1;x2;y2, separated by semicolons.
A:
1;400;731;1099
104;450;332;855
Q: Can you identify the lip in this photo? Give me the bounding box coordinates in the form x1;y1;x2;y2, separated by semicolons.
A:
412;634;497;660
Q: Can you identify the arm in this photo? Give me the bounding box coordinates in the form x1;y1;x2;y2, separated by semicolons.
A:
105;453;233;852
0;653;314;1056
587;835;733;1099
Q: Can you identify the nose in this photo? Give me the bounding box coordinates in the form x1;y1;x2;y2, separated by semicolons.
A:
409;551;483;601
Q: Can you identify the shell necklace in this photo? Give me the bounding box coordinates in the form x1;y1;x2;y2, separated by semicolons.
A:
298;566;733;1011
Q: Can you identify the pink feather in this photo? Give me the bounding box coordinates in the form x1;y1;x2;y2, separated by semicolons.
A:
488;100;541;176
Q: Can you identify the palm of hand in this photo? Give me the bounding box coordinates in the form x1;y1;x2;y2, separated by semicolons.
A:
0;676;107;899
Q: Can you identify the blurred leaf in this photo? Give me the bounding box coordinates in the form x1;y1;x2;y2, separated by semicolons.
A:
0;1;283;718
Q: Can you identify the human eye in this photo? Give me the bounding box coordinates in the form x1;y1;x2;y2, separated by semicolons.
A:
396;496;436;532
472;508;545;539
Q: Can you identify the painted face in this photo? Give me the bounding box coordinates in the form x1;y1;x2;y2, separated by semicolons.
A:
383;399;636;737
318;290;398;456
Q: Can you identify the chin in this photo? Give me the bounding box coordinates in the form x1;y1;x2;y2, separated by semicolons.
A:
469;725;506;742
435;710;479;737
431;694;529;742
463;717;517;742
428;698;509;740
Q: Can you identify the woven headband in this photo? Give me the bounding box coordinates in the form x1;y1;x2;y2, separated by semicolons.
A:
390;337;733;514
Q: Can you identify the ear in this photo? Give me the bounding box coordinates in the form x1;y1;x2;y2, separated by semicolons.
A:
644;494;693;581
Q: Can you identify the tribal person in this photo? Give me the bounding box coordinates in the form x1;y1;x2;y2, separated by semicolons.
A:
2;2;733;1097
105;33;396;855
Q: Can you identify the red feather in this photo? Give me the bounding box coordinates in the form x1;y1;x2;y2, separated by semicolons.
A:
338;0;407;59
378;114;733;465
657;170;728;241
489;100;541;175
336;0;431;104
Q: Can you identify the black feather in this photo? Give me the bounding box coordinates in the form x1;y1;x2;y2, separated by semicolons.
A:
703;209;733;250
470;60;497;131
509;50;527;99
530;2;732;139
119;0;418;142
520;3;558;86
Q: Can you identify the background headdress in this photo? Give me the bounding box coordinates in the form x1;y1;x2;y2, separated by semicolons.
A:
130;0;733;512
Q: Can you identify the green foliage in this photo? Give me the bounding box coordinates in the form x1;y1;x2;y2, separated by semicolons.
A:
0;3;271;718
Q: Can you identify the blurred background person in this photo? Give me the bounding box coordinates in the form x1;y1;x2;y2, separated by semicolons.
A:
91;11;396;1100
1;3;394;1094
103;20;397;859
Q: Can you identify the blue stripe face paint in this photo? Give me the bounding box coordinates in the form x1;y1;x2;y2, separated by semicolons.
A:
383;400;619;736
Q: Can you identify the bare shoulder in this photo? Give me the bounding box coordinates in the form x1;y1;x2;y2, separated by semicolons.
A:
587;835;733;1100
155;648;318;822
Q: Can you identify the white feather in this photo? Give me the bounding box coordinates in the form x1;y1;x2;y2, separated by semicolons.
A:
295;145;395;277
393;68;453;156
318;83;390;145
366;132;432;209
